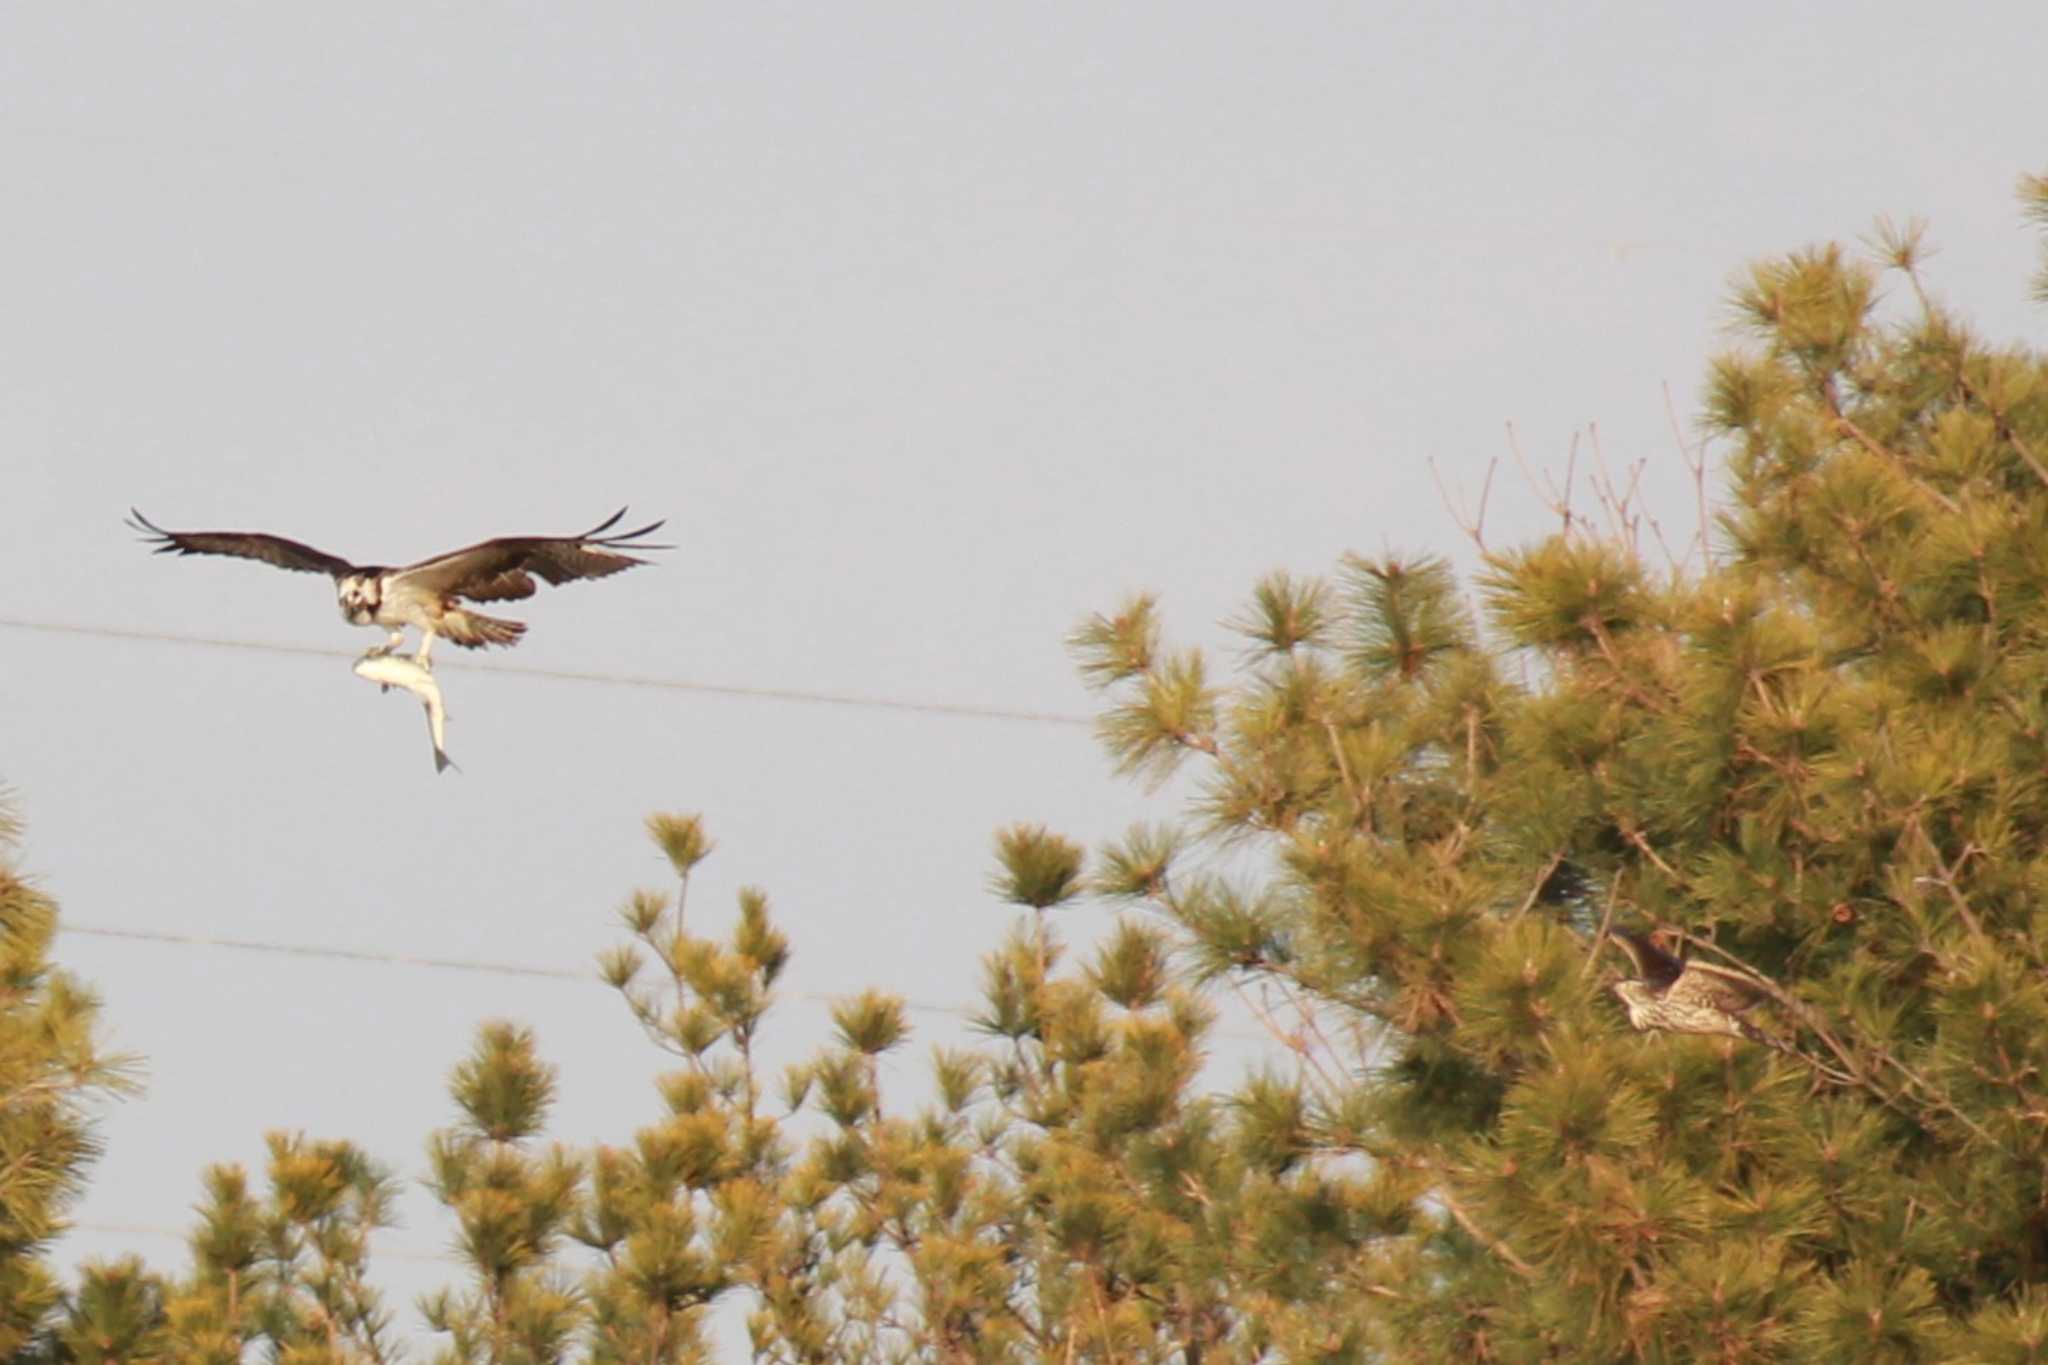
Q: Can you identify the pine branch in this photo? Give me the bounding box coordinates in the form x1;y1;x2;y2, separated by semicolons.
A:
1433;1185;1534;1280
1321;721;1372;834
1670;930;2010;1157
1906;827;1988;944
1505;422;1581;538
1661;381;1715;572
1516;850;1568;921
1950;364;2048;492
1430;454;1497;554
1827;407;1961;515
1618;824;1680;883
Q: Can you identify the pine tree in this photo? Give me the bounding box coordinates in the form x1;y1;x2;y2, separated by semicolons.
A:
417;812;1386;1362
31;169;2048;1363
420;1022;586;1363
141;1131;402;1361
1064;176;2048;1360
0;792;140;1360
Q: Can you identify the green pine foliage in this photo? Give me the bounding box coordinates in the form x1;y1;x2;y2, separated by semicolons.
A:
66;1133;405;1361
1060;174;2048;1360
2024;173;2048;305
13;170;2048;1361
0;795;139;1360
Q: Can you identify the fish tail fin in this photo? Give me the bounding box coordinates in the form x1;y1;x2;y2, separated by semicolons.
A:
439;609;526;650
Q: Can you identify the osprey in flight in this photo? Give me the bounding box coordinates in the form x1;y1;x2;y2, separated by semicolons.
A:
127;507;668;666
1609;928;1767;1043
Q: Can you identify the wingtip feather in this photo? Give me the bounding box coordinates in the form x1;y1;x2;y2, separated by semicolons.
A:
598;517;672;551
581;507;629;538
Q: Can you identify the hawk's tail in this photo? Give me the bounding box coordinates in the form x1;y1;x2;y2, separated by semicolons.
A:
440;609;527;650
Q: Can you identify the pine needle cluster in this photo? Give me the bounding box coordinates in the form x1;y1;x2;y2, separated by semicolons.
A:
1050;176;2048;1360
14;169;2048;1362
0;797;141;1361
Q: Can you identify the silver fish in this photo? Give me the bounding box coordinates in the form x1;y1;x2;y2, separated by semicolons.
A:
352;652;456;773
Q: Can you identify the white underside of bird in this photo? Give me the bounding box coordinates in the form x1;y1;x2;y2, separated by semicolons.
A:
340;575;522;668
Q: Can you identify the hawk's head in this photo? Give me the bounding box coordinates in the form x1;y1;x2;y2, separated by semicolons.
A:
1611;979;1657;1030
337;574;383;624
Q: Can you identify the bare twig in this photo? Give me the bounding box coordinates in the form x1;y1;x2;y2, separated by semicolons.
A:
1430;455;1498;554
1436;1188;1535;1278
1952;368;2048;492
1618;824;1681;882
1641;508;1685;576
1323;720;1372;834
1465;704;1481;793
1831;412;1961;515
1862;1038;2009;1156
1998;420;2048;490
1230;978;1345;1102
1514;850;1568;920
1670;929;2009;1156
1585;621;1671;712
1907;827;1988;943
1275;977;1354;1097
1584;425;1648;553
1663;381;1715;571
1580;879;1623;982
1507;423;1580;536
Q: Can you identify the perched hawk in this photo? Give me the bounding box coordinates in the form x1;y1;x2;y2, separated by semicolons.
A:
127;507;668;666
1609;929;1767;1043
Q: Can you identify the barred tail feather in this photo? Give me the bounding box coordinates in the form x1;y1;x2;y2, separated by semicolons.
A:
440;608;527;649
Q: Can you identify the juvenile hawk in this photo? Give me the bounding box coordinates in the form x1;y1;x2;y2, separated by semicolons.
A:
1609;929;1767;1043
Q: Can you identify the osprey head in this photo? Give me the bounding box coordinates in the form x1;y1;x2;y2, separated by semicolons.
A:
337;573;383;625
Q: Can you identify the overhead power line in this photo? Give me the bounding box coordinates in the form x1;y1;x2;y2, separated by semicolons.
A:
68;1220;461;1266
57;922;1278;1046
58;921;978;1020
63;922;586;982
0;617;1092;728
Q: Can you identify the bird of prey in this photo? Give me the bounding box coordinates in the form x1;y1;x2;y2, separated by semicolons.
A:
126;507;668;666
1609;928;1768;1043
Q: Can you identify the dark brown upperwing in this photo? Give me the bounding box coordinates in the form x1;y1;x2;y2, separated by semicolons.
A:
1611;929;1684;993
391;508;670;602
455;568;541;603
126;510;356;578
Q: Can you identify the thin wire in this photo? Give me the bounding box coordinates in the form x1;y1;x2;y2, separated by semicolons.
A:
14;620;1268;1039
59;921;978;1019
63;923;584;982
68;1220;461;1266
0;616;1093;728
57;921;1275;1044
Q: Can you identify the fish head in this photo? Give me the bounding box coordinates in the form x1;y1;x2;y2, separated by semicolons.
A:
337;573;383;624
353;653;432;691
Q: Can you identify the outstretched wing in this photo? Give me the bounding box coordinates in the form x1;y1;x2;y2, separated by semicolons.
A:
391;508;670;603
1610;928;1684;993
126;510;356;578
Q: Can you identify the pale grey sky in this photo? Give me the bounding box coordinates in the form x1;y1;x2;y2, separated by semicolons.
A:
2;1;2043;1352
